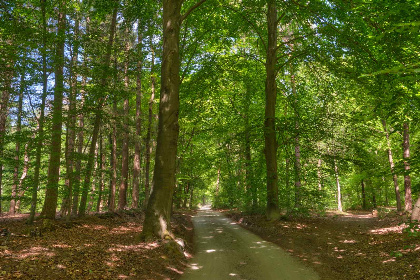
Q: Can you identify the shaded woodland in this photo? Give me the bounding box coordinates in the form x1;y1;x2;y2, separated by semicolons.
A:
0;0;419;255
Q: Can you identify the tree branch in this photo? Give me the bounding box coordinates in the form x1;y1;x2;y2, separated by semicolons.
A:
181;0;208;23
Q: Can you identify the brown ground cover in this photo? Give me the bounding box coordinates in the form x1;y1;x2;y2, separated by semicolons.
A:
226;210;420;280
0;211;194;280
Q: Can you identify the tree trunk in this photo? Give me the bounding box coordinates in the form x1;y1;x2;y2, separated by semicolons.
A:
15;142;30;212
264;0;279;220
61;16;79;218
87;141;99;213
118;33;131;211
42;0;66;219
334;159;343;212
9;75;24;215
28;0;48;224
144;35;156;210
0;39;14;215
361;179;366;210
109;99;118;212
411;197;420;221
142;0;183;240
317;158;322;191
96;133;105;212
132;24;143;209
382;119;402;212
403;122;412;212
79;3;118;216
71;74;86;216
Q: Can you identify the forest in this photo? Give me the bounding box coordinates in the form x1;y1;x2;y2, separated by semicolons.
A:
1;0;420;279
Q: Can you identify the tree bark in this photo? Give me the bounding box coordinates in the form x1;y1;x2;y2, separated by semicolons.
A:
361;179;366;210
144;34;156;210
334;159;343;212
79;3;118;216
41;0;66;219
61;16;79;218
142;0;183;240
382;119;402;212
96;133;105;212
28;0;47;224
0;39;14;215
403;122;412;212
9;75;24;215
264;0;279;220
411;197;420;221
132;23;143;209
109;98;118;212
118;32;131;211
71;74;86;216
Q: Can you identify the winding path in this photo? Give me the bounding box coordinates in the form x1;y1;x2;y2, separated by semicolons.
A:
181;206;319;280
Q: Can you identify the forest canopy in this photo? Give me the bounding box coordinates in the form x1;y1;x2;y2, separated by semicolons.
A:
0;0;419;236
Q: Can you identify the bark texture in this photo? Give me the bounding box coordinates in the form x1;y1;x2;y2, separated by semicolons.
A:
264;0;279;220
142;0;183;239
42;1;66;219
403;122;412;212
132;24;143;209
382;119;402;212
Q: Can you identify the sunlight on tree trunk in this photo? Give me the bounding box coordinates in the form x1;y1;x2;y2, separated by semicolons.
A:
403;122;412;213
382;119;402;212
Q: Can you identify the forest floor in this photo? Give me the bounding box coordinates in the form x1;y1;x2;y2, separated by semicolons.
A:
226;209;420;280
0;210;194;280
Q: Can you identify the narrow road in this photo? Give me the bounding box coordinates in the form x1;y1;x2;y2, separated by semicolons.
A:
181;206;319;280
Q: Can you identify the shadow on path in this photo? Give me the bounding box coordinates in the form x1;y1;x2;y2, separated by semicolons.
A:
181;206;319;280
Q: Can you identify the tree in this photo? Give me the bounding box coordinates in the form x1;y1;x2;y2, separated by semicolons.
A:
142;0;207;240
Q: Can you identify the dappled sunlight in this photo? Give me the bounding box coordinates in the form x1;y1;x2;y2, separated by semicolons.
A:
206;249;216;253
370;224;407;235
108;242;160;253
81;224;108;230
15;246;55;259
339;239;357;244
167;266;184;274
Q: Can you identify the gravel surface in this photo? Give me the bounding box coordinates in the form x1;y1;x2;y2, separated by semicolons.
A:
182;206;319;280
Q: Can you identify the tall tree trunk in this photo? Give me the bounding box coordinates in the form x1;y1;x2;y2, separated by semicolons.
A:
0;39;14;215
42;0;66;219
96;133;105;212
264;0;279;220
317;158;322;191
291;68;302;209
28;0;48;224
132;23;142;209
87;141;99;213
15;142;30;212
142;0;183;239
9;75;24;215
61;16;79;218
382;119;402;212
403;122;412;212
71;74;86;216
334;159;343;212
144;35;156;210
109;99;118;212
361;179;367;210
118;33;131;211
79;4;118;216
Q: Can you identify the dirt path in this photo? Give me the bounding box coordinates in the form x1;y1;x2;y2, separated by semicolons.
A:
182;206;319;280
